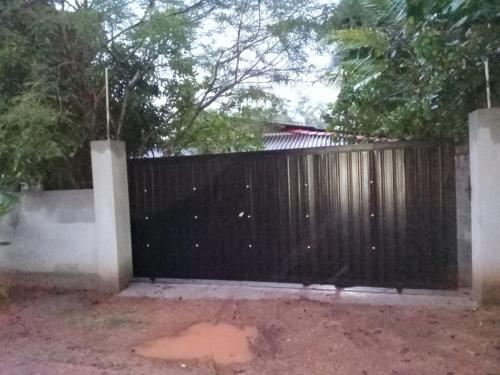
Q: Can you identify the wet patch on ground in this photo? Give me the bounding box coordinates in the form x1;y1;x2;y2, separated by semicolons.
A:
134;322;258;365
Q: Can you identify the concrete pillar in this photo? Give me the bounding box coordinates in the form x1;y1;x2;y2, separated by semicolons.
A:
91;140;133;292
469;108;500;305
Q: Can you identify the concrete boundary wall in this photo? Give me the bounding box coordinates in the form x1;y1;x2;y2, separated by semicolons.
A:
0;190;100;289
0;141;134;292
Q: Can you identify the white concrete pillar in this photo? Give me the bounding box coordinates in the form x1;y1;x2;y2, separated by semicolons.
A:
469;108;500;305
91;140;133;292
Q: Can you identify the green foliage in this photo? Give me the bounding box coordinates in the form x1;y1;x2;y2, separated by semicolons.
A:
181;112;263;155
168;86;284;154
221;86;288;122
323;0;500;141
0;183;16;217
0;0;104;193
0;0;314;198
0;92;76;185
330;28;388;56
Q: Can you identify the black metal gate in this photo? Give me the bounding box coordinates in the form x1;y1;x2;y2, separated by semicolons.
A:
128;143;457;289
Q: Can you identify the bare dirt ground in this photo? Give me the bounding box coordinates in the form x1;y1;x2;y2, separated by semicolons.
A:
1;287;500;375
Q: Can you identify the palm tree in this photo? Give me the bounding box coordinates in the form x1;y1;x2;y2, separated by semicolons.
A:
323;0;500;141
326;0;407;90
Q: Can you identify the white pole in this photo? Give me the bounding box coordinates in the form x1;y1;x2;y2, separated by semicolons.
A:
485;23;492;109
105;68;111;139
485;59;491;109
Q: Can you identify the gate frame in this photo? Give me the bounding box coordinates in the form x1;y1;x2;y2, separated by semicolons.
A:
128;141;457;289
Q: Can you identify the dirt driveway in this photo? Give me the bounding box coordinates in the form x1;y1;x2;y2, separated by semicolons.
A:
1;287;500;375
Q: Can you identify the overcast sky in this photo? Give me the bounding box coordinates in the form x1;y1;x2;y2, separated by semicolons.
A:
153;0;341;126
253;0;340;125
271;48;339;125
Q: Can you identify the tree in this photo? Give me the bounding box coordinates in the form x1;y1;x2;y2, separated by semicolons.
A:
176;85;291;154
322;0;500;142
283;96;328;127
0;0;102;209
0;0;316;195
134;0;319;154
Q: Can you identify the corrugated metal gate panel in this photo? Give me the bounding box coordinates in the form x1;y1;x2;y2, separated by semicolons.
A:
128;143;457;289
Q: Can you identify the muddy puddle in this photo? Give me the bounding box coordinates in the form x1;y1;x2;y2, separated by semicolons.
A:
134;322;258;365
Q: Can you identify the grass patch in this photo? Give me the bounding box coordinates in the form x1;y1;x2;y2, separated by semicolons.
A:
64;312;142;331
0;284;9;305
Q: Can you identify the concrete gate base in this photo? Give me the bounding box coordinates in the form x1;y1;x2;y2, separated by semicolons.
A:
120;279;476;309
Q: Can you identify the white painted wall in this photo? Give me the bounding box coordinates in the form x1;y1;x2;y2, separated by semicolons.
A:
0;141;133;292
0;190;98;286
469;108;500;305
91;140;133;292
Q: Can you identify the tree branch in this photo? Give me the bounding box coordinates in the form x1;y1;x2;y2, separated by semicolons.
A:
116;70;142;139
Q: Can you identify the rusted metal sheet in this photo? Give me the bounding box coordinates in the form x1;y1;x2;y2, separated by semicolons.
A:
128;143;457;289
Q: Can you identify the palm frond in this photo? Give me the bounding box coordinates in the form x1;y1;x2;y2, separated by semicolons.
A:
330;28;388;56
342;56;381;82
353;71;382;90
327;55;383;88
363;0;407;23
